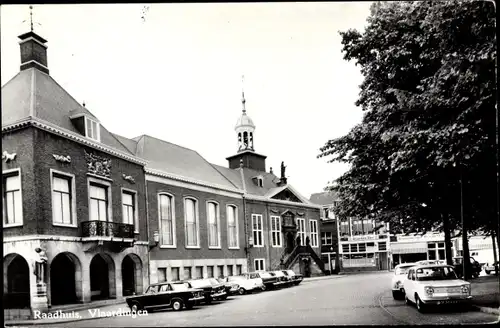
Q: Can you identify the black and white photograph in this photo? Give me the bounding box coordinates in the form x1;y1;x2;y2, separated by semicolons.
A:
1;2;498;326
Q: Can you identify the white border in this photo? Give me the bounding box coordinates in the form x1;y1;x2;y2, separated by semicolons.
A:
206;200;221;249
226;204;240;249
50;169;78;228
184;196;200;249
121;187;139;233
158;192;177;248
2;168;23;228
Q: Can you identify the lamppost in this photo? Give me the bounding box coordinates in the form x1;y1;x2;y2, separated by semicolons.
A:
328;247;334;274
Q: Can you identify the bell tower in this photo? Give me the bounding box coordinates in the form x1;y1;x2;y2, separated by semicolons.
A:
226;75;267;171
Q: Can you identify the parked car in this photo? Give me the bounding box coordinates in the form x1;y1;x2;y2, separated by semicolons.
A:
187;278;227;304
271;270;292;287
484;261;499;275
125;281;204;312
416;260;446;266
403;264;472;313
251;272;278;290
217;277;240;295
283;270;303;285
453;256;481;278
230;273;264;294
391;263;416;300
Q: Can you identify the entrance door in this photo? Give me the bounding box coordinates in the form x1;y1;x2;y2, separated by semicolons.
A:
286;232;295;253
4;254;30;309
90;254;110;300
122;256;135;296
51;254;77;305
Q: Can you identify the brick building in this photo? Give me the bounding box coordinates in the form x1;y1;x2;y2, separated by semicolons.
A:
2;31;149;319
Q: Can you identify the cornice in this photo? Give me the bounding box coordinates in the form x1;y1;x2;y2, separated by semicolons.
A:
244;194;322;209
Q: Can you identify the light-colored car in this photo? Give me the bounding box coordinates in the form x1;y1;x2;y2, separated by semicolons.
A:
416;260;446;266
228;274;264;295
484;261;499;275
391;263;416;300
403;264;472;313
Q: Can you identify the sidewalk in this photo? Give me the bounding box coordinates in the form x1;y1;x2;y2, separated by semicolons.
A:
469;274;500;315
5;300;129;326
302;273;346;282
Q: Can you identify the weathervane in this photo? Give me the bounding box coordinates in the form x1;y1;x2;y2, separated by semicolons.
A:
22;5;41;32
241;75;246;113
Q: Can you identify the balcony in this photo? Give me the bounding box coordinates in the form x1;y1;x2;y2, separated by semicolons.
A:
81;221;135;239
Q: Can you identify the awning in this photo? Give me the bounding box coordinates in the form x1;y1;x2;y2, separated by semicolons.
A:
391;242;428;254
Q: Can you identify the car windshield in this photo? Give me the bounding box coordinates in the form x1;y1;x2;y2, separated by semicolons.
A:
171;282;191;291
189;280;209;288
146;285;159;294
416;266;458;281
395;266;414;275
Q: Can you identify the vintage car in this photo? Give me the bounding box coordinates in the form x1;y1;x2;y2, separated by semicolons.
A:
230;274;264;294
403;264;472;313
217;277;240;295
250;272;278;290
187;278;227;304
453;256;482;278
484;261;499;275
283;270;303;285
391;263;416;300
271;270;292;287
125;281;204;312
416;260;446;266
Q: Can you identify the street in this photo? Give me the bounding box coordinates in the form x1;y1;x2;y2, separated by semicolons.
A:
44;272;498;327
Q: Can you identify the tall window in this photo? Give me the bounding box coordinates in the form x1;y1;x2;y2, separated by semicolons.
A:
254;259;265;271
3;170;23;226
184;267;192;280
321;232;333;245
207;266;214;278
159;194;175;246
52;174;73;225
251;214;263;247
227;205;239;248
297;218;306;245
89;183;108;221
85;117;100;141
236;265;242;275
270;216;282;247
217;265;225;278
195;266;203;279
171;267;180;281
184;198;198;247
122;190;137;232
340;220;350;236
309;220;318;247
207;202;220;248
157;268;167;282
227;265;234;277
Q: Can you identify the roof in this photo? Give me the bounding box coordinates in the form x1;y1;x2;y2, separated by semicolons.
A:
132;134;239;189
309;191;340;205
235;112;255;129
1;68;133;155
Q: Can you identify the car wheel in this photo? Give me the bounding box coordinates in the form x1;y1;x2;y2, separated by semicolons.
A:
261;285;266;291
485;270;491;275
238;287;246;295
415;295;426;313
130;302;143;312
404;295;411;305
171;298;184;311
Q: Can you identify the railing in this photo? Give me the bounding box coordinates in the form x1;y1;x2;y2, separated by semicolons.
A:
81;221;135;239
306;245;327;274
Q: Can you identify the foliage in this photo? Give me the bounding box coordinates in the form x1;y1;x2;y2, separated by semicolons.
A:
319;1;497;236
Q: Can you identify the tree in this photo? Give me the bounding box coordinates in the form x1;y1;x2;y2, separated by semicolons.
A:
318;1;497;271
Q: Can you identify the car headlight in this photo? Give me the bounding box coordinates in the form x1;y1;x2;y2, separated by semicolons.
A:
424;286;434;295
461;285;470;294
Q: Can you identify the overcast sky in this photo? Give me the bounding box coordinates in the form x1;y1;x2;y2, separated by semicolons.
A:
1;3;371;199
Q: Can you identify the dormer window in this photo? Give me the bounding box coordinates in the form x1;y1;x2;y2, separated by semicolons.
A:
85;117;100;142
252;176;264;187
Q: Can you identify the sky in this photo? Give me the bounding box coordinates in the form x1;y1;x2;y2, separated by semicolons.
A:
1;3;371;199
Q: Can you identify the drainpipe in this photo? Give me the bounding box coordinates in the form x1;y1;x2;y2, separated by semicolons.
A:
242;195;250;271
144;170;152;286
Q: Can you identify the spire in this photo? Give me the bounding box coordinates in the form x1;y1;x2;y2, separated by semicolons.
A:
18;5;49;74
29;5;34;31
241;75;246;114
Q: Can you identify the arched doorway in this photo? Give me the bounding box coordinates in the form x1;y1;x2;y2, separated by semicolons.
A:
50;252;82;305
121;254;143;296
3;254;30;309
90;253;115;300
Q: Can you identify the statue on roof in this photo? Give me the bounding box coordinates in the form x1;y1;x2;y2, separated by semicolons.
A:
281;161;286;179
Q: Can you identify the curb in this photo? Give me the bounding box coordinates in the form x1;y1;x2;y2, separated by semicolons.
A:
302;275;346;282
6;313;108;326
472;305;500;315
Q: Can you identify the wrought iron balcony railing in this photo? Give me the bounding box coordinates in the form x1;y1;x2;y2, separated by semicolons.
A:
81;221;135;239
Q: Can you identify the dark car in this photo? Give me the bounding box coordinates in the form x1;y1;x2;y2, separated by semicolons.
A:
283;270;304;285
253;272;278;290
217;277;240;295
187;278;227;304
453;256;482;278
125;281;204;312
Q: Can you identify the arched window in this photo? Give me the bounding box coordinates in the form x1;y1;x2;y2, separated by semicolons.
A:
207;201;220;248
227;205;239;248
158;193;175;247
184;197;199;247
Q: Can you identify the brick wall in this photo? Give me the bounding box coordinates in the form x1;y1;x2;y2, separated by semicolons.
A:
320;220;339;254
2;127;148;241
146;179;247;260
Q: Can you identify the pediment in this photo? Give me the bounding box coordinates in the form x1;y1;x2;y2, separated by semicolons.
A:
271;188;302;203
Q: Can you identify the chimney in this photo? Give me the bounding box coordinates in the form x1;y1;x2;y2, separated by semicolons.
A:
18;31;49;74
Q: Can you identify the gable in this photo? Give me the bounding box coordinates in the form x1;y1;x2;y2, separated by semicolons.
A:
271;188;302;203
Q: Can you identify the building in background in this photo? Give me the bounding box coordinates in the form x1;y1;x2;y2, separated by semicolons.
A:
390;232;452;266
2;30;149;320
309;191;340;274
